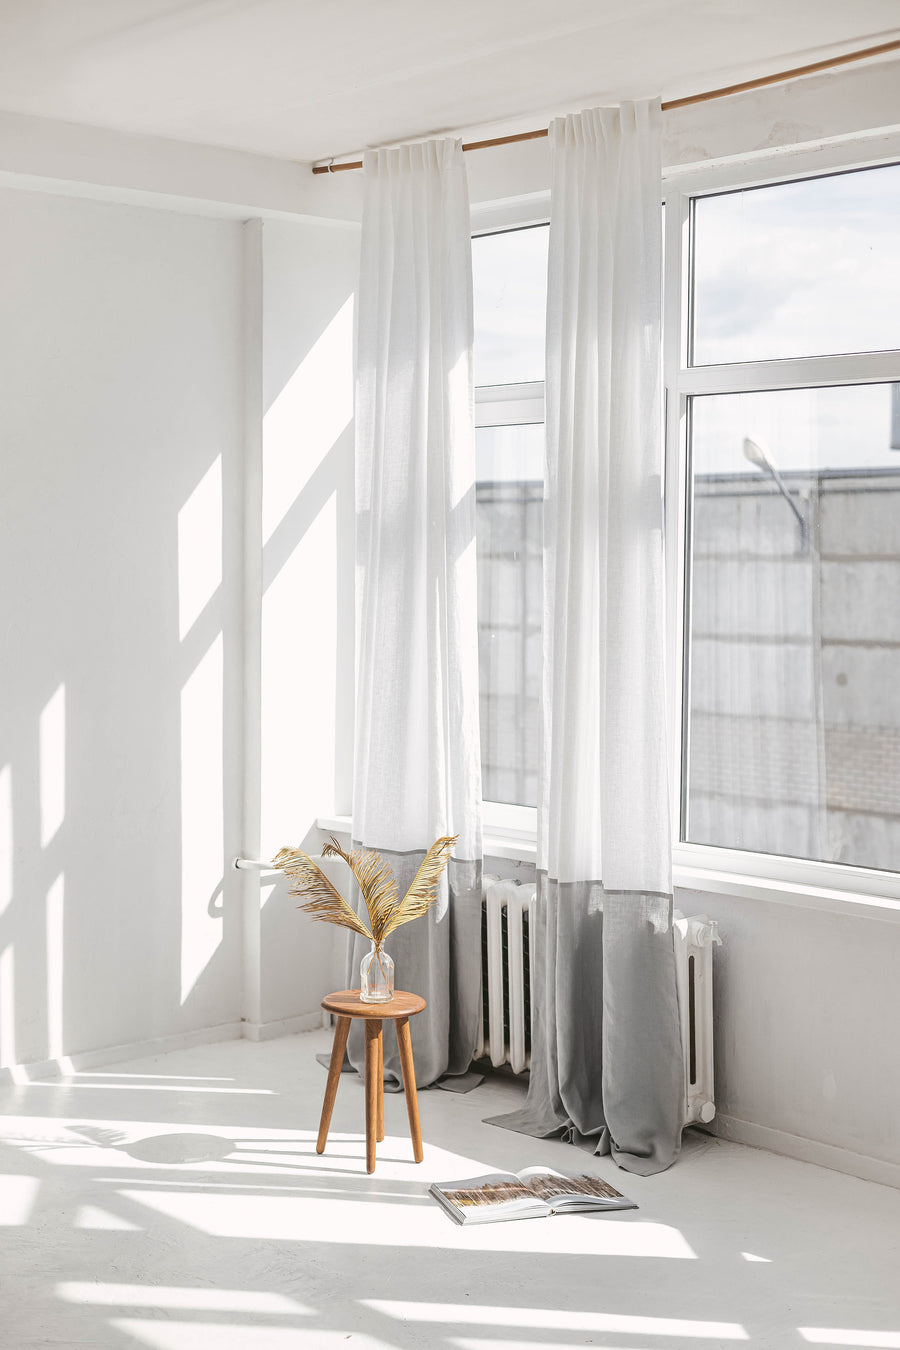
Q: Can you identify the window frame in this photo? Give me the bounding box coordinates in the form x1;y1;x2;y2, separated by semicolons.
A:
664;133;900;916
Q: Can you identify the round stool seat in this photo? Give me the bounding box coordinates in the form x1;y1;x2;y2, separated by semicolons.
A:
321;989;426;1020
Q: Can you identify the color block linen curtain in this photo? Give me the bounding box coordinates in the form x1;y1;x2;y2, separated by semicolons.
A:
489;101;684;1174
348;138;483;1088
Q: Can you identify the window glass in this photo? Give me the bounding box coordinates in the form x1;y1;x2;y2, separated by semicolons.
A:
692;164;900;365
472;225;549;386
472;223;548;809
685;383;900;871
476;423;543;808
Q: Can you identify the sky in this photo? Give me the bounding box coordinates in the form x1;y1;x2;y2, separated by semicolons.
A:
472;162;900;475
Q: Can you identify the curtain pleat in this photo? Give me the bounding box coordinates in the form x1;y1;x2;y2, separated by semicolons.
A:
488;101;685;1174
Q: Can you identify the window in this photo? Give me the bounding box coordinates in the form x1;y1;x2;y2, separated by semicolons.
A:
671;160;900;878
472;224;549;810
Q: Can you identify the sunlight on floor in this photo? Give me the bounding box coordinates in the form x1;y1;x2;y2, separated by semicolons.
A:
111;1326;394;1350
799;1334;900;1348
364;1300;749;1338
1;1030;898;1350
0;1173;39;1224
59;1284;310;1313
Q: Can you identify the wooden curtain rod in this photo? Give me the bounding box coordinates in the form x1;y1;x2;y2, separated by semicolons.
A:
312;35;900;174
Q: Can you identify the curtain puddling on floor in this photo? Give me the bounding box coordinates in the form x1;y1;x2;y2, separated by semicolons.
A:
346;138;483;1089
488;101;685;1174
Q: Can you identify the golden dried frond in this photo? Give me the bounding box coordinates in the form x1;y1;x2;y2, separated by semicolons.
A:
322;837;399;945
382;834;457;940
270;846;373;941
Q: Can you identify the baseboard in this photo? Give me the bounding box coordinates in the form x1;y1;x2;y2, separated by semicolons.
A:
241;1011;329;1042
711;1112;900;1191
0;1021;244;1086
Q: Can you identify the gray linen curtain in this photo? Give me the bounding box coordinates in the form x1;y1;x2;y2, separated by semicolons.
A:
488;101;684;1174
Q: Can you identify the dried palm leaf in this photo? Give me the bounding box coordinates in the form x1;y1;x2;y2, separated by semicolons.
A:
270;845;372;941
382;834;457;940
322;837;399;944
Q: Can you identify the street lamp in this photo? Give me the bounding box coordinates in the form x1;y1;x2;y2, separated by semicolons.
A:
742;437;809;552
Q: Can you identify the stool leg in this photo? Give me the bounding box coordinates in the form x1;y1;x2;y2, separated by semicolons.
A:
395;1016;423;1163
364;1019;381;1174
376;1024;385;1143
317;1016;351;1155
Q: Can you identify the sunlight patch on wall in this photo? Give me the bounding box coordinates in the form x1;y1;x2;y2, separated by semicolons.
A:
261;496;336;854
45;873;64;1060
0;765;11;916
39;684;65;848
262;296;353;546
180;633;224;1004
0;944;15;1066
177;457;222;641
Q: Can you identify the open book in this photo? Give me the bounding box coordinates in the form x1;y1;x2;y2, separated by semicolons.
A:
429;1166;636;1225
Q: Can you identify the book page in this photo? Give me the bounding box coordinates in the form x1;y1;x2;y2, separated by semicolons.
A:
516;1167;627;1205
437;1173;540;1215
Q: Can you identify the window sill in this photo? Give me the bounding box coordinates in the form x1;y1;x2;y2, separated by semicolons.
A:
673;861;900;925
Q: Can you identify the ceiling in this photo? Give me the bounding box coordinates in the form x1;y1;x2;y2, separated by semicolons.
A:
0;0;898;165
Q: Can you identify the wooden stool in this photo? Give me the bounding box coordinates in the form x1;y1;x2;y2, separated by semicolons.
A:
317;989;427;1174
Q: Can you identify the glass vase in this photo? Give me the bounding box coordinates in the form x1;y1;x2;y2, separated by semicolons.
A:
360;942;394;1003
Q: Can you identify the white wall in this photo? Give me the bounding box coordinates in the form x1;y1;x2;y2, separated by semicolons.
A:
0;186;245;1069
677;888;900;1183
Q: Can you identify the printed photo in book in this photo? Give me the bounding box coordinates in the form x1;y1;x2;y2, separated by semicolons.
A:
429;1166;637;1225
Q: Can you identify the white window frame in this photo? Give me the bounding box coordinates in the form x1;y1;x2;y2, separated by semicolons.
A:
472;219;548;847
663;132;900;920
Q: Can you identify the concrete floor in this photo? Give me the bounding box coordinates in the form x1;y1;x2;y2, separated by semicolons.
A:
1;1028;898;1350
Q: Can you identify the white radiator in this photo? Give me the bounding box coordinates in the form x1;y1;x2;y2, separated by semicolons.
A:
673;911;721;1126
475;877;536;1074
477;882;721;1130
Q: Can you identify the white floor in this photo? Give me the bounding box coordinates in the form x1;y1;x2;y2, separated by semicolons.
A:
1;1029;899;1350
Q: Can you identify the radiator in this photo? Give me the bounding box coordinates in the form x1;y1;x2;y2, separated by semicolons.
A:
475;877;536;1074
673;911;721;1126
476;881;721;1130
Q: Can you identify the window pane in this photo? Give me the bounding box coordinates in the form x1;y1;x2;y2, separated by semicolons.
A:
692;164;900;365
476;423;543;807
685;383;900;872
473;225;549;387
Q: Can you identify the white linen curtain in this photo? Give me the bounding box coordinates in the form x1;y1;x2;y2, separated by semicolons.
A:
348;138;483;1088
489;101;684;1174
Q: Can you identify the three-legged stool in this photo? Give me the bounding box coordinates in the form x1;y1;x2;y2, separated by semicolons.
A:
317;989;427;1174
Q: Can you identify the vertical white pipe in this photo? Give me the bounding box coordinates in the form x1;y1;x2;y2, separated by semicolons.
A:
240;217;264;1032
